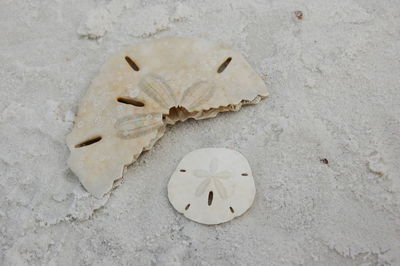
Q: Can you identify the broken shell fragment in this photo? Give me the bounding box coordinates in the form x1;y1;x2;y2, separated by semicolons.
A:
168;148;256;225
66;37;268;197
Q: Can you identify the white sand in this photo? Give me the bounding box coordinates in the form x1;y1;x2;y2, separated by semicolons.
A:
1;0;399;265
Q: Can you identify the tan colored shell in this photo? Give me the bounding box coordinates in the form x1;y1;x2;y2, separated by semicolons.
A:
66;37;268;197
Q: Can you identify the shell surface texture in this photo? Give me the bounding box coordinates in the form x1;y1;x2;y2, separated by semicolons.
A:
168;148;256;225
66;37;268;197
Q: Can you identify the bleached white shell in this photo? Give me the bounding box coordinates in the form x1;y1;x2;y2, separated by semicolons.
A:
168;148;256;225
67;37;268;197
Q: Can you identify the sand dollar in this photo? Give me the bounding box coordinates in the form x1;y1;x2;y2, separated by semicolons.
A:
168;148;256;225
67;37;268;197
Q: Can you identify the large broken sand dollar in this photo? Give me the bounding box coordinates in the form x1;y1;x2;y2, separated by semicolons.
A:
66;37;268;197
168;148;256;225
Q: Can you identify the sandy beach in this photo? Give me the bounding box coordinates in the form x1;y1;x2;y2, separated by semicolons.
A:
1;0;399;265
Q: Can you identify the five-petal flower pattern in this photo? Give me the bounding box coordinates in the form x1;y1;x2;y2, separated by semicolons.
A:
193;159;232;199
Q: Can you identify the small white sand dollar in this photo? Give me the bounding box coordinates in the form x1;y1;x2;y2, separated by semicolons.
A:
168;148;255;225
